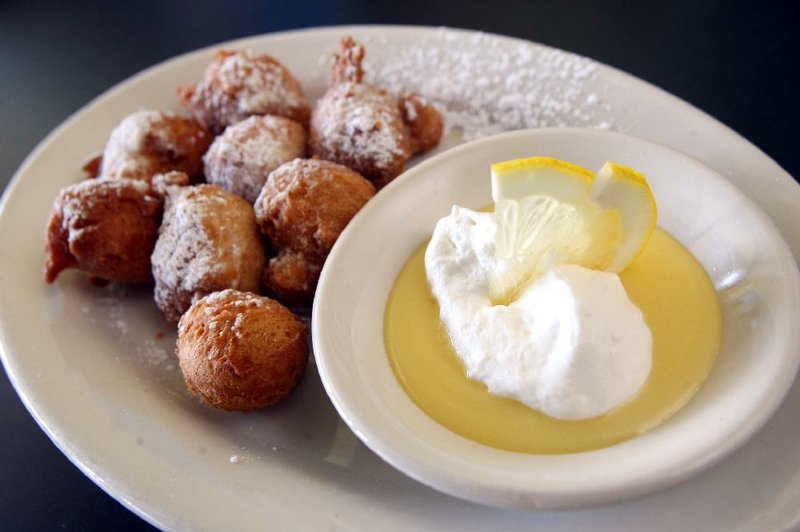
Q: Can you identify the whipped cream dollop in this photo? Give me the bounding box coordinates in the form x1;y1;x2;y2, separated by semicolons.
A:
425;206;652;420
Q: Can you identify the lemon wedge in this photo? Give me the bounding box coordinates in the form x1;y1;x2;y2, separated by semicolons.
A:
490;157;657;305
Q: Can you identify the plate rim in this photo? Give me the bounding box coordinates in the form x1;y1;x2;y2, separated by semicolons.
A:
2;24;800;530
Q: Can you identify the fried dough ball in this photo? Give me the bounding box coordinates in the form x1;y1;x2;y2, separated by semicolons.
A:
254;159;375;305
179;49;310;134
152;185;266;323
81;153;102;179
150;170;191;196
309;39;409;188
177;289;308;412
399;94;444;154
310;82;411;189
203;115;307;203
261;249;322;306
100;110;211;183
330;35;365;85
309;37;443;188
44;178;162;284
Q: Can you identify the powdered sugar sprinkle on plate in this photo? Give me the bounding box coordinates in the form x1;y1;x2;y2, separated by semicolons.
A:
361;29;612;141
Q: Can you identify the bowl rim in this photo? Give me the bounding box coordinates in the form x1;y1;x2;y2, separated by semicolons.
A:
312;127;800;510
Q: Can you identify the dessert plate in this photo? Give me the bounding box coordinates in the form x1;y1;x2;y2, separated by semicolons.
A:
1;26;800;531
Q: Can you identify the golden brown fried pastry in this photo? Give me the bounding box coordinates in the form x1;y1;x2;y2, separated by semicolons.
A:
309;39;410;188
261;249;322;307
399;93;444;154
151;185;266;323
330;35;365;85
179;49;310;134
44;179;162;284
177;289;308;412
309;37;443;188
203;115;307;203
81;153;102;179
310;82;412;189
100;110;211;183
150;170;191;196
254;158;375;305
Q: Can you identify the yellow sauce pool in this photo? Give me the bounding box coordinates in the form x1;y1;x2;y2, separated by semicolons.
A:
384;228;721;454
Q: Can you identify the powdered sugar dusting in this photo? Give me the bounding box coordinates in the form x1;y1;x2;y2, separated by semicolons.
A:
57;179;157;247
200;288;269;309
402;98;418;122
362;29;612;141
59;179;153;221
100;110;196;180
311;82;408;171
204;115;306;203
61;177;152;205
255;158;322;209
100;110;161;179
216;51;306;117
151;185;245;322
137;337;170;366
153;187;223;293
85;284;175;370
189;49;309;132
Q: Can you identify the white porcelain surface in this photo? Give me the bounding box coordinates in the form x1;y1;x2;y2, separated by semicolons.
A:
313;127;800;509
2;26;800;531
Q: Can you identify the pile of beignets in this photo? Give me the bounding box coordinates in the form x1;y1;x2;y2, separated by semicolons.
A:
43;38;443;412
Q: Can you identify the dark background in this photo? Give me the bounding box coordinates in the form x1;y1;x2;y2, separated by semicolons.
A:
1;1;798;529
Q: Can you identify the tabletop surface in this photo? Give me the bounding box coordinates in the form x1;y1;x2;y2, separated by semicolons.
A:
1;1;798;529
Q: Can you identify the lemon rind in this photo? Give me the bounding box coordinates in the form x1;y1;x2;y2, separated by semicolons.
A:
491;156;593;182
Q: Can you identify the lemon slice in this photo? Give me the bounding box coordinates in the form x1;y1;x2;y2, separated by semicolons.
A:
490;157;656;305
492;156;594;205
591;161;658;272
492;195;621;304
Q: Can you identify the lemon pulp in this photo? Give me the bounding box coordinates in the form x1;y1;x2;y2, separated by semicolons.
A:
490;158;657;305
384;228;721;454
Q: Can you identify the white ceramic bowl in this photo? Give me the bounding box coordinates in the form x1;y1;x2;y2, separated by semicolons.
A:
312;128;800;510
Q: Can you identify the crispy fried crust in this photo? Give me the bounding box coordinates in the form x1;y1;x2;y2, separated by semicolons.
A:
309;38;443;188
178;49;310;134
177;289;308;412
81;154;102;179
330;36;365;85
44;179;163;284
399;93;444;154
254;158;375;305
309;82;412;188
100;110;211;183
262;250;322;306
151;185;266;323
204;115;307;203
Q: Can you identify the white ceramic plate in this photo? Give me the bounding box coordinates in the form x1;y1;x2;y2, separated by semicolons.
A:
2;26;800;531
313;127;800;510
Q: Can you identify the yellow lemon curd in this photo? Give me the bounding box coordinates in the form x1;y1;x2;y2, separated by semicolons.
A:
384;228;721;454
